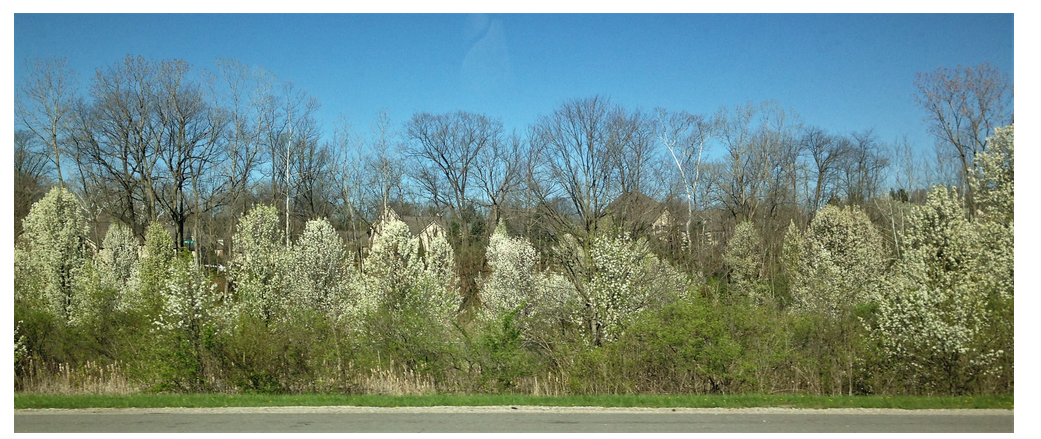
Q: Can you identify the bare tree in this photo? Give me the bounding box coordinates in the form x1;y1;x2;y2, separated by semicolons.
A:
210;59;267;222
330;115;368;267
14;130;51;237
405;110;505;309
801;126;847;213
69;55;164;238
16;57;78;186
712;101;799;223
529;96;628;239
256;79;321;246
154;59;227;253
367;110;405;216
405;111;501;223
473;130;526;225
654;108;716;245
613;109;655;196
914;63;1012;196
835;130;889;207
292;137;336;221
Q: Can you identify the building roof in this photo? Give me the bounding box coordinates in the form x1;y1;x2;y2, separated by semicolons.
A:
605;191;670;227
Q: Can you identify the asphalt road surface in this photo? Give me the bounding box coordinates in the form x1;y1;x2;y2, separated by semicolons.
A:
14;406;1013;433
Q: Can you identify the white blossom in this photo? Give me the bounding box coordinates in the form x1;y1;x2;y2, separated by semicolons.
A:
356;215;458;324
482;221;539;316
134;221;177;315
228;205;290;321
17;186;89;321
289;218;347;316
787;205;886;316
723;221;767;302
97;223;141;311
874;179;1011;386
554;232;689;344
153;252;224;334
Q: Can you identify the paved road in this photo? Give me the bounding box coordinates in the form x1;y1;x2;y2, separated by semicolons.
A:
14;406;1013;433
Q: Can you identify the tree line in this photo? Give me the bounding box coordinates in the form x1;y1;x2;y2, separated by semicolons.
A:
14;56;1013;396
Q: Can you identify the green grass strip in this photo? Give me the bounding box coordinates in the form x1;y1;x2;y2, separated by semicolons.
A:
15;393;1013;410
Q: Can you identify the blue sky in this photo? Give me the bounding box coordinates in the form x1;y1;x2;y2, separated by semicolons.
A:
13;13;1014;155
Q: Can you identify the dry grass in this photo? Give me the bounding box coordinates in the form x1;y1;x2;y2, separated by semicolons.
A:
16;359;142;395
358;361;438;396
514;371;570;396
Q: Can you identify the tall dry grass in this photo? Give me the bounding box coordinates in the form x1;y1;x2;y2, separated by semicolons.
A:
16;359;141;395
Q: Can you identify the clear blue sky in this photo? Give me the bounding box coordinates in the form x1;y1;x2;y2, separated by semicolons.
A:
13;13;1014;155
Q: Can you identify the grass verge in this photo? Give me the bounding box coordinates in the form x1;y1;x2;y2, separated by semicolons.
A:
15;393;1013;410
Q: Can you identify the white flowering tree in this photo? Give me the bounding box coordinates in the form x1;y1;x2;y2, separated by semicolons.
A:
17;186;89;322
363;215;423;299
723;221;766;303
555;232;688;346
875;124;1013;394
136;221;176;317
359;214;458;323
96;223;141;310
150;250;225;390
155;251;223;334
228;205;289;322
786;205;886;316
482;221;539;317
420;233;458;322
289;218;347;316
479;222;582;348
968;123;1013;302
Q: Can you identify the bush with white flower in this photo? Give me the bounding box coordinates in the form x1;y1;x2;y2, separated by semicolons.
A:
482;221;539;317
97;223;141;311
554;232;689;345
359;213;458;324
786;205;887;316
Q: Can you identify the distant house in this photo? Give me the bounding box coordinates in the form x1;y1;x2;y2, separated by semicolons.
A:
401;214;448;251
604;191;685;239
369;208;448;252
497;204;563;238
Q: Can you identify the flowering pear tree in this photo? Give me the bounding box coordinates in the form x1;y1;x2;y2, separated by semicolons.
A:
723;221;766;302
482;221;539;317
360;214;457;323
480;223;582;348
290;218;347;315
135;221;176;316
97;223;141;307
968;124;1013;302
362;216;423;301
874;186;995;392
421;233;458;321
786;205;886;316
555;232;688;345
877;125;1013;394
154;251;223;334
228;205;289;322
18;186;89;322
